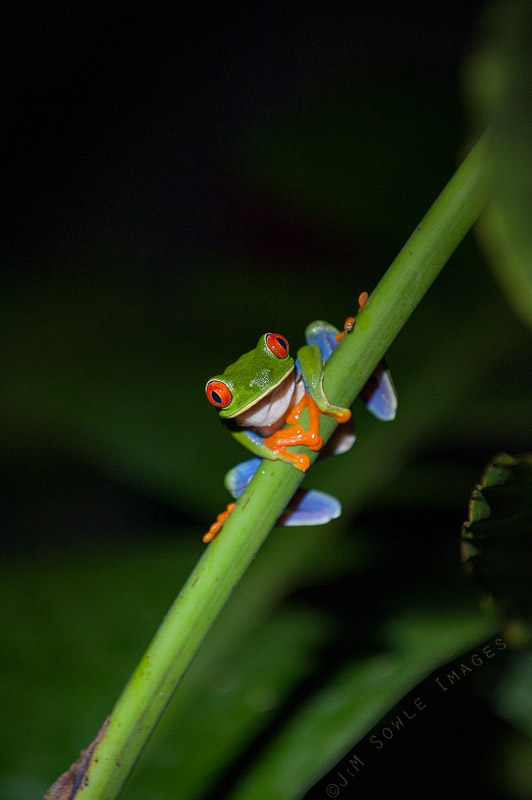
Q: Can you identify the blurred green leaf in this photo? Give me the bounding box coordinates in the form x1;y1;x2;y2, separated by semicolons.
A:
227;610;495;800
462;453;532;624
0;539;197;799
0;522;363;800
465;0;532;329
496;649;532;739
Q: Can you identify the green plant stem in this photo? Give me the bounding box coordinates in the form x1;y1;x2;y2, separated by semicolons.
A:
53;133;490;800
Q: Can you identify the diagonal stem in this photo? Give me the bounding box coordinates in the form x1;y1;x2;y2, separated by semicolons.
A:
46;132;490;800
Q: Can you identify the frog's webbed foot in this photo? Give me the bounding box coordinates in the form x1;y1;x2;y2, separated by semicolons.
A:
335;291;369;343
203;502;236;543
285;393;322;440
303;376;351;425
263;392;331;471
263;390;353;471
292;384;350;428
263;423;314;471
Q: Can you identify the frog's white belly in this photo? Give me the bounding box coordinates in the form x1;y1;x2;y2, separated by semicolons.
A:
235;373;305;436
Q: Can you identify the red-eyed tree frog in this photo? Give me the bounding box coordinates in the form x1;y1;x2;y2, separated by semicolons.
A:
204;295;397;542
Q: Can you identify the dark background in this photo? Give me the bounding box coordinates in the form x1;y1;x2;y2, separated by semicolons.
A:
3;3;532;799
5;1;485;276
2;0;490;548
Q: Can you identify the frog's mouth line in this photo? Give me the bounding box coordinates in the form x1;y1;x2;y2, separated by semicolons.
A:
223;364;295;419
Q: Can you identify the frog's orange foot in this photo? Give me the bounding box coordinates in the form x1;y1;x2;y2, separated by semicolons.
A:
334;408;351;424
335;317;355;343
263;394;324;470
263;425;313;471
203;502;236;543
304;429;323;450
335;291;370;342
265;423;323;452
280;451;311;471
264;424;305;450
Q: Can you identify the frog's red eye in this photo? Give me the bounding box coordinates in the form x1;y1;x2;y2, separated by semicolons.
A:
266;333;289;359
206;380;233;409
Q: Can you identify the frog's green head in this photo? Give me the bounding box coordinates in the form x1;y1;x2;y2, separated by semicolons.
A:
206;333;294;419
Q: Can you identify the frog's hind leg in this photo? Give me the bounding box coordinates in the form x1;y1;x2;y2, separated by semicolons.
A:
203;458;261;543
226;456;342;526
203;456;342;541
203;502;236;542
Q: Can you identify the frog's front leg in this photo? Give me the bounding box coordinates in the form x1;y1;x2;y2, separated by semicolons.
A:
284;391;323;445
231;427;310;471
262;394;323;470
262;419;315;471
297;342;351;423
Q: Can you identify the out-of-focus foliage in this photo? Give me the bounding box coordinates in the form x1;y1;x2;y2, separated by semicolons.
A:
2;2;532;799
461;452;532;800
462;453;532;625
465;0;532;329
